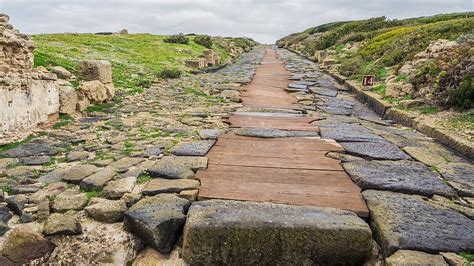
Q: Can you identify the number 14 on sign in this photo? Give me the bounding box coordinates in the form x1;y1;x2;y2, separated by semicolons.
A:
362;75;375;87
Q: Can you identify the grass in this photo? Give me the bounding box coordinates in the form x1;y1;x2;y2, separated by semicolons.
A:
137;171;152;184
449;111;474;130
81;188;101;200
414;106;439;115
86;102;115;113
460;252;473;265
0;131;47;154
32;34;237;94
372;83;386;95
52;114;73;129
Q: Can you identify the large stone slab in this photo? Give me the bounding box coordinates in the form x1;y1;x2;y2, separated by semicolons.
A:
1;139;60;158
341;142;412;160
385;250;448;266
62;164;101;184
171;140;216;156
148;156;208;179
124;194;190;254
182;200;372;265
343;160;457;197
437;163;474;197
80;168;116;191
142;178;200;196
320;127;385;142
234;127;319;138
363;190;474;256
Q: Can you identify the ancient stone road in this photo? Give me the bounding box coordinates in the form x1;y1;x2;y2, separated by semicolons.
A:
197;48;368;216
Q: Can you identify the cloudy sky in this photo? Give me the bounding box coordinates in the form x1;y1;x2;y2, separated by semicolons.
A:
1;0;472;43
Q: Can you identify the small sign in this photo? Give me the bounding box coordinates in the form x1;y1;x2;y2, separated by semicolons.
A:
362;75;375;87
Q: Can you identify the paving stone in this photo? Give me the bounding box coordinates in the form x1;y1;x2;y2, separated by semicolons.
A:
11;184;42;194
427;195;474;219
2;226;56;264
29;182;68;203
402;147;447;166
1;139;60;158
62;164;101;184
234;127;319;138
43;213;82;236
66;151;91;162
320;127;385;142
0;205;12;223
437;163;474;197
148;156;208;179
288;83;308;90
142;178;200;196
6;195;27;215
363;190;474;256
182;200;372;265
124;194;190;253
93;158;114;167
143;147;163;158
198;129;222;140
37;168;68;183
343;160;457;197
101;177;136;199
441;252;469;266
85;198;127;223
80;168;116;191
309;87;338;97
171;140;216;156
106;157;145;171
19;155;51;165
340;142;412;160
52;189;89;212
385;250;448;266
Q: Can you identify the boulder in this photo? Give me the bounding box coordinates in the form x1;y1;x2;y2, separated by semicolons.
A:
1;226;56;264
78;60;113;84
182;200;372;265
43;213;82;236
58;86;78;114
85;198;127;223
124;194;190;254
51;66;72;80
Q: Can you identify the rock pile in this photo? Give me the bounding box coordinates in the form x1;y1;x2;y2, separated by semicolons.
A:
185;49;220;69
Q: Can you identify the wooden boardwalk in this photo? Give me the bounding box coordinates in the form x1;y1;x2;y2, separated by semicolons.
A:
197;47;368;217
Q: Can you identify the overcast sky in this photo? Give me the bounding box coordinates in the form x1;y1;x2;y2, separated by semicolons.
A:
1;0;472;43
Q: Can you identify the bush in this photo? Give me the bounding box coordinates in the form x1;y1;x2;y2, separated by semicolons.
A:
164;33;189;44
158;68;182;79
194;35;213;48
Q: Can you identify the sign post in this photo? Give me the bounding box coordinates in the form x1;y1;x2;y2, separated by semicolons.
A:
362;75;375;91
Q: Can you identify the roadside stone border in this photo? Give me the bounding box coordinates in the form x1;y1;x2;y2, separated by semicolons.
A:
282;48;474;160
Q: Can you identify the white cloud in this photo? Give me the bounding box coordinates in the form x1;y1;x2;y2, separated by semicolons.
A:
1;0;472;43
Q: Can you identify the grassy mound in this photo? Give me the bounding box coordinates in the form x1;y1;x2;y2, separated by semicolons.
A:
32;34;255;94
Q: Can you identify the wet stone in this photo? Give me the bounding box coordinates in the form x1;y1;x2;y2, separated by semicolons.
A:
143;178;200;196
182;200;372;265
363;190;474;256
341;142;412;160
343;160;457;197
437;163;474;197
234;127;319;138
124;194;190;254
171;140;216;156
19;155;51;165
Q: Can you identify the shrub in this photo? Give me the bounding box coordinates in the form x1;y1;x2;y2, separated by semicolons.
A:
158;68;182;79
164;33;189;44
194;35;213;48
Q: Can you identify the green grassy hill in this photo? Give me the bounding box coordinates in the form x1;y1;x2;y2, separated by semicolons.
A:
32;34;256;94
277;12;474;110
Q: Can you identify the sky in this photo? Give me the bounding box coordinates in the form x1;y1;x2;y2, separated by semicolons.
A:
1;0;472;43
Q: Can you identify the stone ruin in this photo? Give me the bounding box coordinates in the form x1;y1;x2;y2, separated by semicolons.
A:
0;13;60;139
185;49;221;69
1;14;115;141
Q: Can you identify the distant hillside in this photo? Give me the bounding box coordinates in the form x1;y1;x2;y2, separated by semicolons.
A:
32;34;257;94
277;12;473;110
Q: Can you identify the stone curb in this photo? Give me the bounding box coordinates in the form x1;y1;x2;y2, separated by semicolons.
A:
283;48;474;160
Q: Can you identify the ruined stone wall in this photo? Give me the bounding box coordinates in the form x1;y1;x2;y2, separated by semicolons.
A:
0;14;60;139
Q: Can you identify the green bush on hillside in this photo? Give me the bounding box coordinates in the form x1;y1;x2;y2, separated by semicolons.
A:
194;35;213;48
164;33;189;44
158;68;182;79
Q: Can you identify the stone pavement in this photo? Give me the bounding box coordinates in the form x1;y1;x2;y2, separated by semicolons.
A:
0;45;472;265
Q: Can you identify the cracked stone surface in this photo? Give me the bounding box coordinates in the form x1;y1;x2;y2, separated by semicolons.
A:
171;140;216;156
233;127;319;138
340;141;412;160
343;160;457;197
